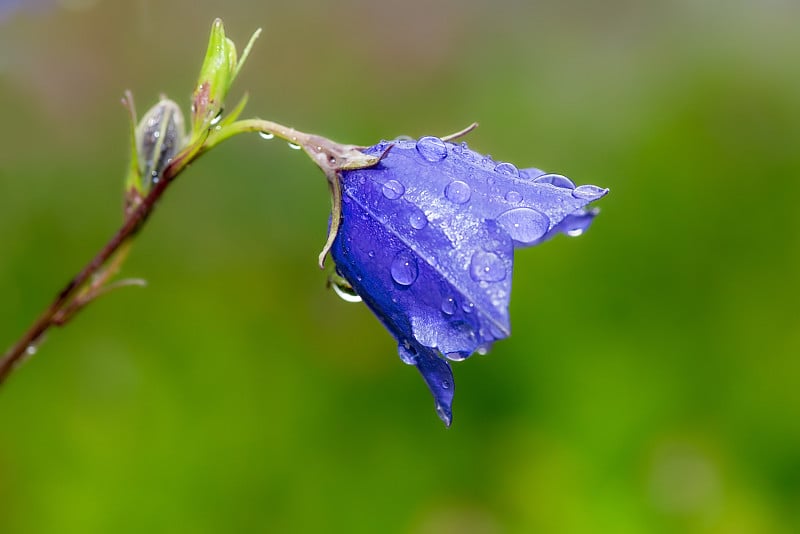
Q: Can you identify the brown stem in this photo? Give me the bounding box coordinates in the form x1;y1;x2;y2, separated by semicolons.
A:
0;135;200;386
0;117;377;387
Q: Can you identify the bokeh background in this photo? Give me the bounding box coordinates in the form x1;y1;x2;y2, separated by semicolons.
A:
1;0;799;532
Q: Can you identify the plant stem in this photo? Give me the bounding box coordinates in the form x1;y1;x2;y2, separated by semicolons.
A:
0;130;203;386
0;116;378;387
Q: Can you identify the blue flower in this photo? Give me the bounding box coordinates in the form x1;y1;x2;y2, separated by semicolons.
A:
329;136;607;425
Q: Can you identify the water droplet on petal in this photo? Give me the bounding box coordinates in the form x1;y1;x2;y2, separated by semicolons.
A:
331;282;363;303
505;190;522;203
409;209;428;230
398;343;417;365
445;180;471;204
368;250;376;258
436;404;452;427
534;173;575;189
494;162;519;177
287;141;302;150
258;131;275;140
445;352;469;362
441;379;451;390
382;179;405;200
496;207;551;244
390;250;418;286
572;184;608;200
462;301;474;313
469;251;506;282
441;296;457;315
210;112;223;125
567;227;584;237
416;136;448;162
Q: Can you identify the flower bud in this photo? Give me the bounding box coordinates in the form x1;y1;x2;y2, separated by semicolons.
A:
190;19;260;137
135;98;186;190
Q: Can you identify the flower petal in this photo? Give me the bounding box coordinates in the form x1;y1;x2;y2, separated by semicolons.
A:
331;136;607;424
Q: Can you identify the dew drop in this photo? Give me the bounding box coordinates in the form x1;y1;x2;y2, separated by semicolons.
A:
436;404;452;426
331;283;362;303
287;142;302;150
441;379;451;390
258;131;275;140
445;352;469;362
567;228;584;237
494;162;519;177
152;130;160;139
533;173;575;189
469;251;506;282
382;179;405;200
368;250;376;258
409;210;428;230
25;344;37;356
462;301;474;313
445;180;471;204
496;207;551;244
441;296;457;315
210;112;223;126
572;184;607;200
505;190;522;203
416;136;448;162
390;250;418;286
398;343;417;365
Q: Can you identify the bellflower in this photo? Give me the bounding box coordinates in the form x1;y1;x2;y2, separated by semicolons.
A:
329;136;607;426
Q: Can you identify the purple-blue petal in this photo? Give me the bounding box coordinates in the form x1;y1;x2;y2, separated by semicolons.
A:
331;136;607;424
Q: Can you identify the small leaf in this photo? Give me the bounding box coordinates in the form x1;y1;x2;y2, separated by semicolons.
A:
191;19;260;137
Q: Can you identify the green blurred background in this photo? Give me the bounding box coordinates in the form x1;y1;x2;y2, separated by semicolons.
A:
1;1;799;532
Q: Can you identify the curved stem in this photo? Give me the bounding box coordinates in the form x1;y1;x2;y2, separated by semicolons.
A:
0;131;207;386
0;117;380;387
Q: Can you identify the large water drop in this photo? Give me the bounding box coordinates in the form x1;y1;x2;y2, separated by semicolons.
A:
398;343;417;365
494;162;519;177
441;296;457;315
409;209;428;230
496;207;550;244
445;180;471;204
469;251;506;282
534;173;575;189
416;136;448;162
382;179;405;200
390;250;419;286
572;184;607;200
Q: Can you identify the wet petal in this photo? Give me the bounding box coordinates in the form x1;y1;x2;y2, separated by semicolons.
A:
330;136;607;424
